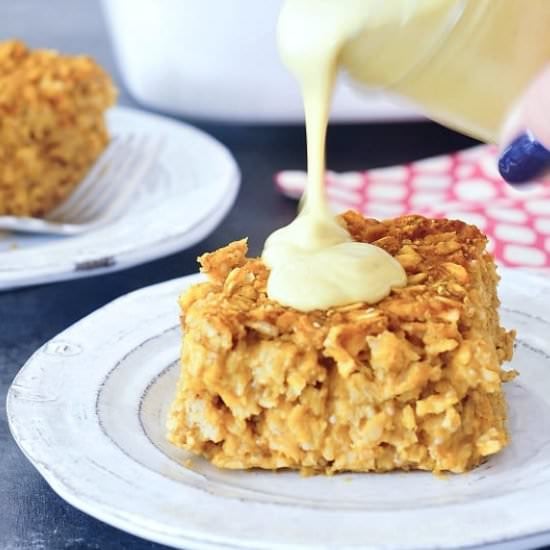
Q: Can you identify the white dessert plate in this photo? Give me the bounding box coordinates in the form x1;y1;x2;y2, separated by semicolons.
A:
0;106;240;291
7;270;550;550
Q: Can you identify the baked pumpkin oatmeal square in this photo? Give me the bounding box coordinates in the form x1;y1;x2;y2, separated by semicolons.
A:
0;40;116;216
167;213;516;474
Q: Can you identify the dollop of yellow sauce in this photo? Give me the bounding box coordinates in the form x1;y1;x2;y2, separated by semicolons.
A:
262;0;406;312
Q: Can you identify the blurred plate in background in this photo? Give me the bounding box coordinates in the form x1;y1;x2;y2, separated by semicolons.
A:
0;106;240;291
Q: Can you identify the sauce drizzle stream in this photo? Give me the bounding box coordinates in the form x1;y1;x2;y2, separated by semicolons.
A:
262;0;407;312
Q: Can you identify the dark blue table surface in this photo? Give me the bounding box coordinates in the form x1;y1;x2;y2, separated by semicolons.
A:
3;2;527;549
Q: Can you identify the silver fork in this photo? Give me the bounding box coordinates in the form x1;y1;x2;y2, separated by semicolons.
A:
0;134;163;236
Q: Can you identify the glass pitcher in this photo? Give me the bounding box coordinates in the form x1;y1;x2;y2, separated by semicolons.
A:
339;0;550;143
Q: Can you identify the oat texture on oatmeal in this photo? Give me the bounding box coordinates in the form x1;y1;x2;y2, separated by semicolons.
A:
167;213;516;474
0;40;116;216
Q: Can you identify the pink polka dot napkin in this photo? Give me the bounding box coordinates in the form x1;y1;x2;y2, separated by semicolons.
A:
275;145;550;269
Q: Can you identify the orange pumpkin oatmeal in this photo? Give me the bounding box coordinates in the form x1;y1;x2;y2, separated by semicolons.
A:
167;213;516;474
0;40;116;216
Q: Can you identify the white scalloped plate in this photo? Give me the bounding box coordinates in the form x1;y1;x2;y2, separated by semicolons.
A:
7;269;550;550
0;106;240;291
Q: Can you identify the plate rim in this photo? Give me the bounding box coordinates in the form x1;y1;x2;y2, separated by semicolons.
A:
0;105;241;291
7;269;550;550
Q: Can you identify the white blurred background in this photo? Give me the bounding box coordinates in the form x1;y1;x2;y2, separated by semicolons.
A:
101;0;421;122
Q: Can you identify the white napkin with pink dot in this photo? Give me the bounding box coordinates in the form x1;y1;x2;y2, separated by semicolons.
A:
275;145;550;269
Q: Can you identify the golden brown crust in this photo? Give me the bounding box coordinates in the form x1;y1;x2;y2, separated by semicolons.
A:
168;214;516;474
0;40;116;216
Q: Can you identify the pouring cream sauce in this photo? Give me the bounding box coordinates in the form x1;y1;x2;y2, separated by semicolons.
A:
262;0;407;312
